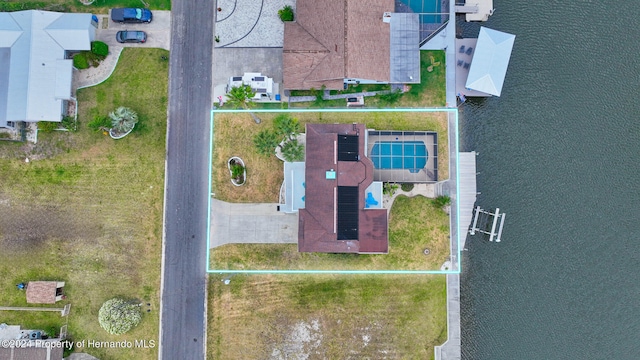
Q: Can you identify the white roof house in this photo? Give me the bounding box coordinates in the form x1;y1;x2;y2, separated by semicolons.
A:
0;10;95;128
465;27;515;97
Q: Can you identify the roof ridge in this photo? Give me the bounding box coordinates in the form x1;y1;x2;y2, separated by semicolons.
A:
291;21;330;54
343;0;348;79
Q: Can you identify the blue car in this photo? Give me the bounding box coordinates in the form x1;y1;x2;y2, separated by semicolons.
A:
111;8;153;23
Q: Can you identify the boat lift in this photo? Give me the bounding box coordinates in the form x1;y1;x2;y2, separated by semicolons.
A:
469;206;505;242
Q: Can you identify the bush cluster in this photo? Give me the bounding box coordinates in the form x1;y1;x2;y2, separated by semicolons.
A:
278;5;294;21
73;53;89;69
91;41;109;57
73;41;109;70
98;298;142;335
37;121;59;133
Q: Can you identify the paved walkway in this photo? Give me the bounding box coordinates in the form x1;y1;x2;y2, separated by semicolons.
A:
214;0;295;47
288;90;392;103
73;11;171;93
210;198;298;248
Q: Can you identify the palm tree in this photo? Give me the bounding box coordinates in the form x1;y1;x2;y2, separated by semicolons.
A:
253;129;279;156
274;114;300;140
280;139;305;162
226;85;261;123
109;107;138;134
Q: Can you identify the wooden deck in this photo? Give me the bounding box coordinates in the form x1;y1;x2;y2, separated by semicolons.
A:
458;152;477;249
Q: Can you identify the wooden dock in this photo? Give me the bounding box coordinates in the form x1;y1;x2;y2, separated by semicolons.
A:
458;152;478;249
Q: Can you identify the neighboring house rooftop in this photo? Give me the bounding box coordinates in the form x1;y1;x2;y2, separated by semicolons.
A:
283;0;419;90
465;26;516;96
0;324;63;360
298;124;388;254
0;10;95;127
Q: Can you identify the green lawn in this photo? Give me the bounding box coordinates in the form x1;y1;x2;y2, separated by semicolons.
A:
0;48;168;360
210;195;450;271
208;274;447;360
0;0;171;12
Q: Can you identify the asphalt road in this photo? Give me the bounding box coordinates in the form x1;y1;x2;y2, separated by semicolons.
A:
159;0;213;359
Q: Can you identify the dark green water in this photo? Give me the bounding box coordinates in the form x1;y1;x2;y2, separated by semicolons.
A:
458;2;640;359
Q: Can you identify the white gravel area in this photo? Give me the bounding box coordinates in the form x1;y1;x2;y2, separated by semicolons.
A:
215;0;296;47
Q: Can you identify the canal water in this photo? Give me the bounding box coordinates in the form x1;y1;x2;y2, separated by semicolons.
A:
458;1;640;359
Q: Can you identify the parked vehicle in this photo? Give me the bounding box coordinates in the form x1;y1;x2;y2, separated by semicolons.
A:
116;31;147;43
111;8;152;23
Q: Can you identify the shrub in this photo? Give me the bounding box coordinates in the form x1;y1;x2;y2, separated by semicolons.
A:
73;53;89;69
37;121;59;133
91;41;109;57
231;163;245;179
87;115;111;132
383;183;399;196
401;183;414;192
84;51;105;67
278;5;294;21
98;298;142;335
61;116;77;132
433;195;451;209
378;89;403;104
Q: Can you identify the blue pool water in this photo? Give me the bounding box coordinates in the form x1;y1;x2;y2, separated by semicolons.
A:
399;0;442;23
370;141;427;172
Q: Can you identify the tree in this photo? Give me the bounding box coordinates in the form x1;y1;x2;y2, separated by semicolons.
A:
273;114;300;140
109;106;138;134
280;139;305;162
98;298;142;335
253;129;280;156
226;85;261;123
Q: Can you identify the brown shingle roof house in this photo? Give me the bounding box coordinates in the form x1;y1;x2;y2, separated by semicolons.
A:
298;124;388;253
284;0;419;90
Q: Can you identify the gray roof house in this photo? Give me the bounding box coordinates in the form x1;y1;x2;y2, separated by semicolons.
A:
0;10;95;128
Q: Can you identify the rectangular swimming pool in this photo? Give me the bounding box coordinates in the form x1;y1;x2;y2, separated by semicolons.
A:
370;141;428;172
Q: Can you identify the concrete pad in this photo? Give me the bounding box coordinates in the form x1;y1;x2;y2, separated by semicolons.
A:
215;0;295;47
210;199;298;248
97;11;171;50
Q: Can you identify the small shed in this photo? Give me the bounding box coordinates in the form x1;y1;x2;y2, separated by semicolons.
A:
26;281;65;304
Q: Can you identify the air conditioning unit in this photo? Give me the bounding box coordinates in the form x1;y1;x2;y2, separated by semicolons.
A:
383;12;391;23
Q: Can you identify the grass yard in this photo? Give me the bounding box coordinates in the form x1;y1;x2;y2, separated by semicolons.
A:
210;194;450;271
0;0;171;12
212;111;448;204
208;274;447;360
0;48;168;360
289;51;446;109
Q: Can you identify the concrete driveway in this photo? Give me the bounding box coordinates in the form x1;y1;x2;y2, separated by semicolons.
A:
210;199;298;248
95;11;171;50
212;48;283;101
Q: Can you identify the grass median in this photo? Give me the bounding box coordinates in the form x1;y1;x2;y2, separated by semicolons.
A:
208;274;447;360
0;48;168;360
